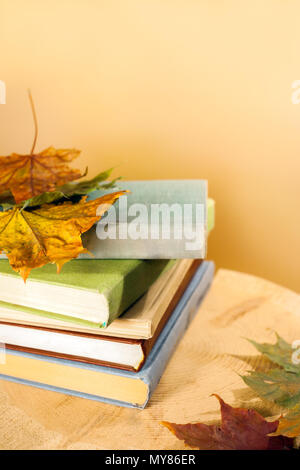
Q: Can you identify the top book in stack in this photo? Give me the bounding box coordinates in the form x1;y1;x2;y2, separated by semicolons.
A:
82;179;213;259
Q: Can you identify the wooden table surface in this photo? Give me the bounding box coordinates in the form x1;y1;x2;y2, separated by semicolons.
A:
0;269;299;450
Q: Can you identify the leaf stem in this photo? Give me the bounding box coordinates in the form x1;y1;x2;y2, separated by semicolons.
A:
28;89;38;155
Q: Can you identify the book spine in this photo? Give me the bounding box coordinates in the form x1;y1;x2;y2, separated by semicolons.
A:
138;261;215;408
140;260;202;368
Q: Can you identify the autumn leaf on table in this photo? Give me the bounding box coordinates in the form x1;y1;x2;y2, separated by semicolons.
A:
275;404;300;438
242;334;300;438
0;191;126;281
162;395;293;450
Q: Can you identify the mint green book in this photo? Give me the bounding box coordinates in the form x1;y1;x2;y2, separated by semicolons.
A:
82;180;212;259
0;259;172;328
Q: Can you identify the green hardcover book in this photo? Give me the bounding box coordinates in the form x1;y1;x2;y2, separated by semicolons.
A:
0;259;173;328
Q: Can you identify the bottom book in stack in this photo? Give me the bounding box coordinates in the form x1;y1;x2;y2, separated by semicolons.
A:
0;261;214;409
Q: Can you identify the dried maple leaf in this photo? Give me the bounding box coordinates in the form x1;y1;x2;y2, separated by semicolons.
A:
242;368;300;409
0;146;83;204
58;167;120;197
242;334;300;438
275;404;300;438
0;91;84;204
162;395;293;450
21;167;120;209
248;334;300;374
0;191;126;281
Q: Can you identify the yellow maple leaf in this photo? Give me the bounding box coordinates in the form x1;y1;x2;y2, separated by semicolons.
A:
0;191;127;281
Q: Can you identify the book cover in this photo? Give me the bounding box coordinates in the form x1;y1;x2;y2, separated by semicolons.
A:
0;259;191;338
81;181;211;259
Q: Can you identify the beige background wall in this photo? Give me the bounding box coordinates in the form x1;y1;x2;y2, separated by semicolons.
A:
1;0;299;291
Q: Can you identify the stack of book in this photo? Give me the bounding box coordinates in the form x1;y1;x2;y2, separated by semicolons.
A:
0;181;215;408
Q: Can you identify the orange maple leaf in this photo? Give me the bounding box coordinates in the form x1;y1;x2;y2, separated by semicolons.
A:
0;147;83;204
0;91;83;204
0;191;127;281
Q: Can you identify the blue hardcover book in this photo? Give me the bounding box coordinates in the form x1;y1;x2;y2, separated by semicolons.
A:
0;261;214;409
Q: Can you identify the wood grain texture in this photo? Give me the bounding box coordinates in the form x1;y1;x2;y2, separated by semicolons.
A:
0;268;299;450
